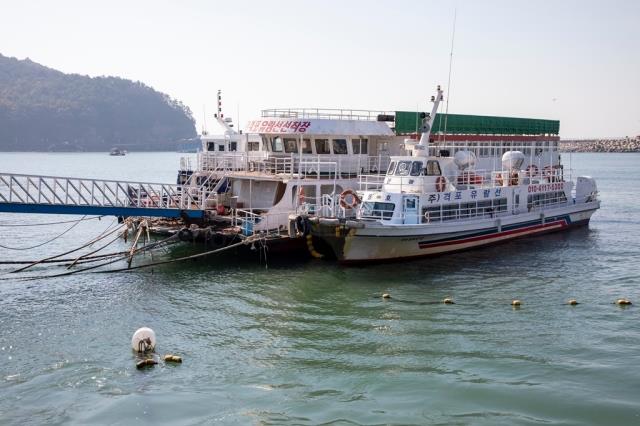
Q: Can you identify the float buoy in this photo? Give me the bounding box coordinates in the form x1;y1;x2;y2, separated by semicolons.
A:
382;293;391;299
164;354;183;363
136;358;158;369
443;297;454;304
567;299;579;306
615;298;632;306
511;299;522;307
132;327;156;353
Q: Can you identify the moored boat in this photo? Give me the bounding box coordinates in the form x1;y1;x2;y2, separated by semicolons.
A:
310;86;600;263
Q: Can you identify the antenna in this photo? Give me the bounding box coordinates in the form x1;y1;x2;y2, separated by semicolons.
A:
443;8;457;147
217;89;223;118
202;104;207;135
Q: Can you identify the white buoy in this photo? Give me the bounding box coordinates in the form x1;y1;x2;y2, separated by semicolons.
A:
131;327;156;353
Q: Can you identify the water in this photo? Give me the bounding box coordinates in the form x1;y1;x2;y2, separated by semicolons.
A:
0;152;639;425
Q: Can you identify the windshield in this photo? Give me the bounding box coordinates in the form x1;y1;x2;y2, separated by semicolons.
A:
361;201;395;219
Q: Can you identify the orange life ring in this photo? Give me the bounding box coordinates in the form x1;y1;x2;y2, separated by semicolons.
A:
339;189;361;209
298;186;306;204
435;176;446;192
509;171;519;186
526;164;539;177
495;173;504;186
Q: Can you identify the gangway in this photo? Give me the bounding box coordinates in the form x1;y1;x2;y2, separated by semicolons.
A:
0;173;209;219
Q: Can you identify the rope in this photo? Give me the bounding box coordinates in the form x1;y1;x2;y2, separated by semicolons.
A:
1;234;180;281
8;220;124;273
0;215;88;251
0;215;105;227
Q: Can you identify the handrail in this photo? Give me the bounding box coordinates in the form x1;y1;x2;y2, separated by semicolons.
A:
261;108;395;121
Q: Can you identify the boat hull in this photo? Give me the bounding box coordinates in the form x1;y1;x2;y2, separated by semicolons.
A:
315;203;599;264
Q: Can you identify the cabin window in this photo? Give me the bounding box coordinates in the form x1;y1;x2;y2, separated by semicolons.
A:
248;141;260;151
302;138;312;154
283;138;298;154
387;161;397;175
292;184;317;204
332;139;348;154
352;138;368;154
321;184;342;196
206;142;215;152
230;142;237;151
396;161;412;176
362;202;395;219
315;139;330;154
425;160;441;176
218;144;225;152
271;136;283;152
410;161;423;176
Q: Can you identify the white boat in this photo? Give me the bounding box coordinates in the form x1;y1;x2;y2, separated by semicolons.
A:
310;86;600;263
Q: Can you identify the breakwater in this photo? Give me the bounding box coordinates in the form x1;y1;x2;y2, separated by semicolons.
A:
560;137;640;153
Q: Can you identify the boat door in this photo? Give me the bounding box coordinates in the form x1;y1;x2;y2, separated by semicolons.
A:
403;196;419;224
512;187;522;214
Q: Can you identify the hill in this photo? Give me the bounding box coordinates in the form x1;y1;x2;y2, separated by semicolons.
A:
0;54;196;151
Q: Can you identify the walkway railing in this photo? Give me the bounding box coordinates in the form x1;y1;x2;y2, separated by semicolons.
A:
0;173;208;218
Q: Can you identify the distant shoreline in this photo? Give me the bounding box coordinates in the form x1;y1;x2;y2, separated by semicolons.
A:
560;138;640;153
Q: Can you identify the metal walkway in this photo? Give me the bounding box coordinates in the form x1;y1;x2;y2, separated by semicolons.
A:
0;173;209;219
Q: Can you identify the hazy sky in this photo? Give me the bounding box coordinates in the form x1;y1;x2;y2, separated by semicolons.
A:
1;0;638;138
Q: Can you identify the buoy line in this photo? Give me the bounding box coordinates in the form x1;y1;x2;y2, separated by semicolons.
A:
0;215;88;251
0;215;106;227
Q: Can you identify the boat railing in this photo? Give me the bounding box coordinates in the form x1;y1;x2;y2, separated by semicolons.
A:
231;208;291;236
369;166;569;194
261;108;395;122
196;152;390;177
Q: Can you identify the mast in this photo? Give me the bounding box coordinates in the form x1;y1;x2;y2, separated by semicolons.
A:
414;85;444;156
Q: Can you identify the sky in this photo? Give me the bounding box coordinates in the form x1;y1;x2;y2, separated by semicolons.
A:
1;0;638;138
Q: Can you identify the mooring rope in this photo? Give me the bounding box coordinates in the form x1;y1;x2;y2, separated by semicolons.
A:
0;215;88;251
0;215;106;227
8;220;124;273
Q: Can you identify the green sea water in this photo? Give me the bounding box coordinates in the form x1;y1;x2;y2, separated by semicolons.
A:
0;152;639;425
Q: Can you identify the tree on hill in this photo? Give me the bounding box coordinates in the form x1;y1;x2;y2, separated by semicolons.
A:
0;54;196;151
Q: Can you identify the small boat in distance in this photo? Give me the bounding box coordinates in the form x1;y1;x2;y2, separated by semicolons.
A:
110;147;126;156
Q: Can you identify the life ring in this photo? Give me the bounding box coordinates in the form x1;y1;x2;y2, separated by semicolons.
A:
526;164;539;177
509;171;519;186
339;189;361;209
298;186;306;204
543;165;555;182
495;173;504;186
435;176;446;192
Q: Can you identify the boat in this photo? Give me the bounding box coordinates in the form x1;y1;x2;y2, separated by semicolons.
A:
110;147;126;156
309;86;600;263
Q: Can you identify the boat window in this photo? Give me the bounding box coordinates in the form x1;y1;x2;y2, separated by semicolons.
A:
206;142;215;152
218;144;225;152
248;141;260;151
321;184;342;196
422;206;441;223
271;136;283;152
410;161;423;176
302;138;312;154
425;160;441;176
395;161;412;176
361;202;395;219
387;161;397;175
283;138;298;154
352;138;368;154
332;139;348;154
230;142;237;152
315;139;330;154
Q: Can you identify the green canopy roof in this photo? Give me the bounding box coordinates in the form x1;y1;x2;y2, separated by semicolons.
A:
394;112;559;135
